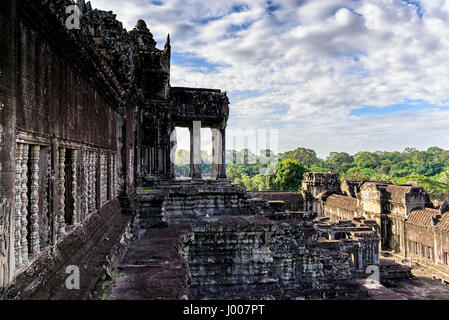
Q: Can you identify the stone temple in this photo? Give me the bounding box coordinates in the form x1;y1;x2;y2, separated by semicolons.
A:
0;0;382;299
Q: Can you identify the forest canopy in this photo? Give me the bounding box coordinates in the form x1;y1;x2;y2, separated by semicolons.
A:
174;146;449;200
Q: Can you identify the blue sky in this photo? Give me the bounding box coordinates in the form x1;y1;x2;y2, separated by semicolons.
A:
89;0;449;158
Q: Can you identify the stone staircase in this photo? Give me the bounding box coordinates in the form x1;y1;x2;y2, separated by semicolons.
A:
379;258;414;287
138;198;167;229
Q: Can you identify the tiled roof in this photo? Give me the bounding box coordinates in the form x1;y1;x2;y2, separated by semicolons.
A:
383;185;412;203
325;194;358;211
436;213;449;232
408;208;438;228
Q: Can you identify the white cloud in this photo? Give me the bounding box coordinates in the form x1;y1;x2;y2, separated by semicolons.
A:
89;0;449;158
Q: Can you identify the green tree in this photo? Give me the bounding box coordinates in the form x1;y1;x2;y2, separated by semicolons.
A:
354;151;379;169
342;172;371;181
175;149;190;177
415;161;446;176
394;173;449;200
252;174;278;191
275;159;309;191
281;147;320;167
226;165;242;183
325;152;354;172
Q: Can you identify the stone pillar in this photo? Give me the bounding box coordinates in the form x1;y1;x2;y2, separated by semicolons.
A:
71;149;78;225
14;144;23;267
218;124;227;179
125;106;135;194
111;154;116;198
96;152;101;210
87;151;92;214
358;248;363;270
211;128;221;179
83;150;89;220
403;220;408;258
433;225;439;265
99;153;104;206
169;128;177;179
189;121;202;180
58;148;66;236
90;151;96;212
50;141;59;246
42;147;51;246
29;145;40;256
20;144;29;264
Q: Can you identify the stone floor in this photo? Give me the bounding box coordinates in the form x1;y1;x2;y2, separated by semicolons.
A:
385;268;449;299
106;226;193;300
365;257;449;300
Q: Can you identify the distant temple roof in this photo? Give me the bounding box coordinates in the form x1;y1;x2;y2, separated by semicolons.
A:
326;194;358;211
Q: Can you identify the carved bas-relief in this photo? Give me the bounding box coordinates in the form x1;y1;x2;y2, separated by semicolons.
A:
0;199;12;288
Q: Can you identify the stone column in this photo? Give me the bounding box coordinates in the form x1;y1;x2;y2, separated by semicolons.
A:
103;153;107;203
169;128;177;179
111;154;116;198
86;151;92;214
71;150;78;225
58;148;66;236
50;141;59;246
29;145;40;256
90;152;96;212
211;128;221;179
218;124;227;179
189;121;202;180
125;106;135;194
99;153;104;206
42;148;51;246
14;144;23;267
83;150;89;219
20;144;29;264
96;152;101;210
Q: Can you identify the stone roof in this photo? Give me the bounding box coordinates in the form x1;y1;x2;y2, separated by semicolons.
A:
325;195;358;211
408;208;439;229
252;191;304;212
252;191;303;201
383;185;412;203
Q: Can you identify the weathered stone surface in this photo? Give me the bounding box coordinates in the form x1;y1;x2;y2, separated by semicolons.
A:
107;226;192;300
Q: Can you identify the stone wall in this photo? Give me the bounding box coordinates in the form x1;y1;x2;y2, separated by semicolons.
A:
0;0;140;291
186;213;375;299
138;183;257;226
16;18;118;149
0;0;17;289
405;208;449;277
